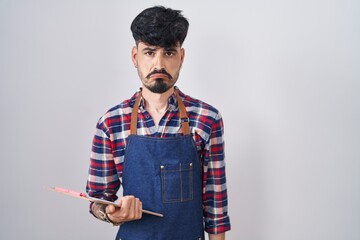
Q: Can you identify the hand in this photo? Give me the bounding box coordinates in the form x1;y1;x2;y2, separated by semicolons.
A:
105;195;142;224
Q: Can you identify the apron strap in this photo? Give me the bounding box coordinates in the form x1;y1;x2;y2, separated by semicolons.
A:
130;89;190;136
130;91;142;135
176;92;190;135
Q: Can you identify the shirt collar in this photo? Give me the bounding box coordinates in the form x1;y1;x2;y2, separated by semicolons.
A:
130;86;181;112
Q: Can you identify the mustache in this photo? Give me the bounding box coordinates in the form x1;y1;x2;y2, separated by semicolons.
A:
146;69;173;80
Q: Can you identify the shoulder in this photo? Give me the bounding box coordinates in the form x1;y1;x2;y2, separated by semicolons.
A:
177;89;224;143
178;89;221;121
97;91;139;127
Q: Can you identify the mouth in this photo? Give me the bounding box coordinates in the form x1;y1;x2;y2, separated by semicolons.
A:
149;73;169;79
146;69;173;80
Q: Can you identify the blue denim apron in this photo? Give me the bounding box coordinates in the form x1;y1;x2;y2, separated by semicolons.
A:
116;91;204;240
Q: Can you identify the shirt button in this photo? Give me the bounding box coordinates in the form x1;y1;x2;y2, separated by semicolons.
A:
145;115;150;119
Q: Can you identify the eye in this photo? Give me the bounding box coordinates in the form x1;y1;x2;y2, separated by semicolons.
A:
145;51;154;56
165;51;175;57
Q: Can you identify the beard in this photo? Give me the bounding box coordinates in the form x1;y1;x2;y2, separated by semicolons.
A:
145;78;173;94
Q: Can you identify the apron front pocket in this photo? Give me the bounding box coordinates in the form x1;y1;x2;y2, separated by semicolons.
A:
160;162;193;203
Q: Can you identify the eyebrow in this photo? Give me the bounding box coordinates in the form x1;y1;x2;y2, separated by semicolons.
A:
142;47;157;52
141;47;178;52
164;47;177;52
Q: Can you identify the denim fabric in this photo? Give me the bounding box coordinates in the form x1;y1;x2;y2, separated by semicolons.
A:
161;162;193;203
117;135;204;240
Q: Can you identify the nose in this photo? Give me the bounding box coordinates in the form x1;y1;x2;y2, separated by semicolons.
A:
154;53;165;70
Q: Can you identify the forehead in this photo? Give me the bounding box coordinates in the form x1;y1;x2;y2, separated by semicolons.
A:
137;42;181;51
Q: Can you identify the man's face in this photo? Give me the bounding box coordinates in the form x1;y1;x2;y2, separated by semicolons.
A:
132;42;185;94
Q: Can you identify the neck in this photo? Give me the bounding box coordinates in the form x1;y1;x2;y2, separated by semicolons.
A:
142;86;175;114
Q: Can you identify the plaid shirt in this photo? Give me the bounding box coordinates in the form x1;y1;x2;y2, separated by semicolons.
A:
86;87;231;234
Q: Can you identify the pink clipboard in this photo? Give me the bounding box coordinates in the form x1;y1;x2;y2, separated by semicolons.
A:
48;186;163;217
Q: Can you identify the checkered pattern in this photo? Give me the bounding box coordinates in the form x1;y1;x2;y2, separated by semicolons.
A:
86;87;231;234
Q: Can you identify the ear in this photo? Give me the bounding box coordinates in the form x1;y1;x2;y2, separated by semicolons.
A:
132;46;138;67
180;48;185;65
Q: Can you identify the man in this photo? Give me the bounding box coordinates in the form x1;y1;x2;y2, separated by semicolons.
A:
86;6;231;240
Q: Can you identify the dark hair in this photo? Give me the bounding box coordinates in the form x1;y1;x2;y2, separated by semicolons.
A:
131;6;189;47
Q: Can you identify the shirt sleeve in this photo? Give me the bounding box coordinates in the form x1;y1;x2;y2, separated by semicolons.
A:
203;112;231;234
86;118;120;203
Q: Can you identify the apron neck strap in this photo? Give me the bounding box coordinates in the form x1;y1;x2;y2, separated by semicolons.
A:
130;90;190;136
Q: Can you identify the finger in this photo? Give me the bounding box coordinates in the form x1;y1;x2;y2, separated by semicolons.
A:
136;198;141;219
120;195;134;220
128;196;136;219
118;197;123;208
133;198;139;219
135;198;142;219
129;196;140;220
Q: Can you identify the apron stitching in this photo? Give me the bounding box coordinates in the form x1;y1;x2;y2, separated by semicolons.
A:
180;162;183;201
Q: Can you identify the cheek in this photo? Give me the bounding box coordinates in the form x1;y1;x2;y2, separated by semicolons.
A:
137;64;153;79
170;62;182;73
138;61;152;72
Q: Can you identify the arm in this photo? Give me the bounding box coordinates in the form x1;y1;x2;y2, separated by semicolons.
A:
86;119;142;224
86;119;120;219
209;233;225;240
203;112;231;235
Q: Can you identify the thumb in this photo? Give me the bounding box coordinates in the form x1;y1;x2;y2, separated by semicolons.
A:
106;205;116;214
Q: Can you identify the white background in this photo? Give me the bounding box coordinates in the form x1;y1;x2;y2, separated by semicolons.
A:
0;0;359;239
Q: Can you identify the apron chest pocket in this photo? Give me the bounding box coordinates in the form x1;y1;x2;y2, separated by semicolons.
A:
160;162;193;203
